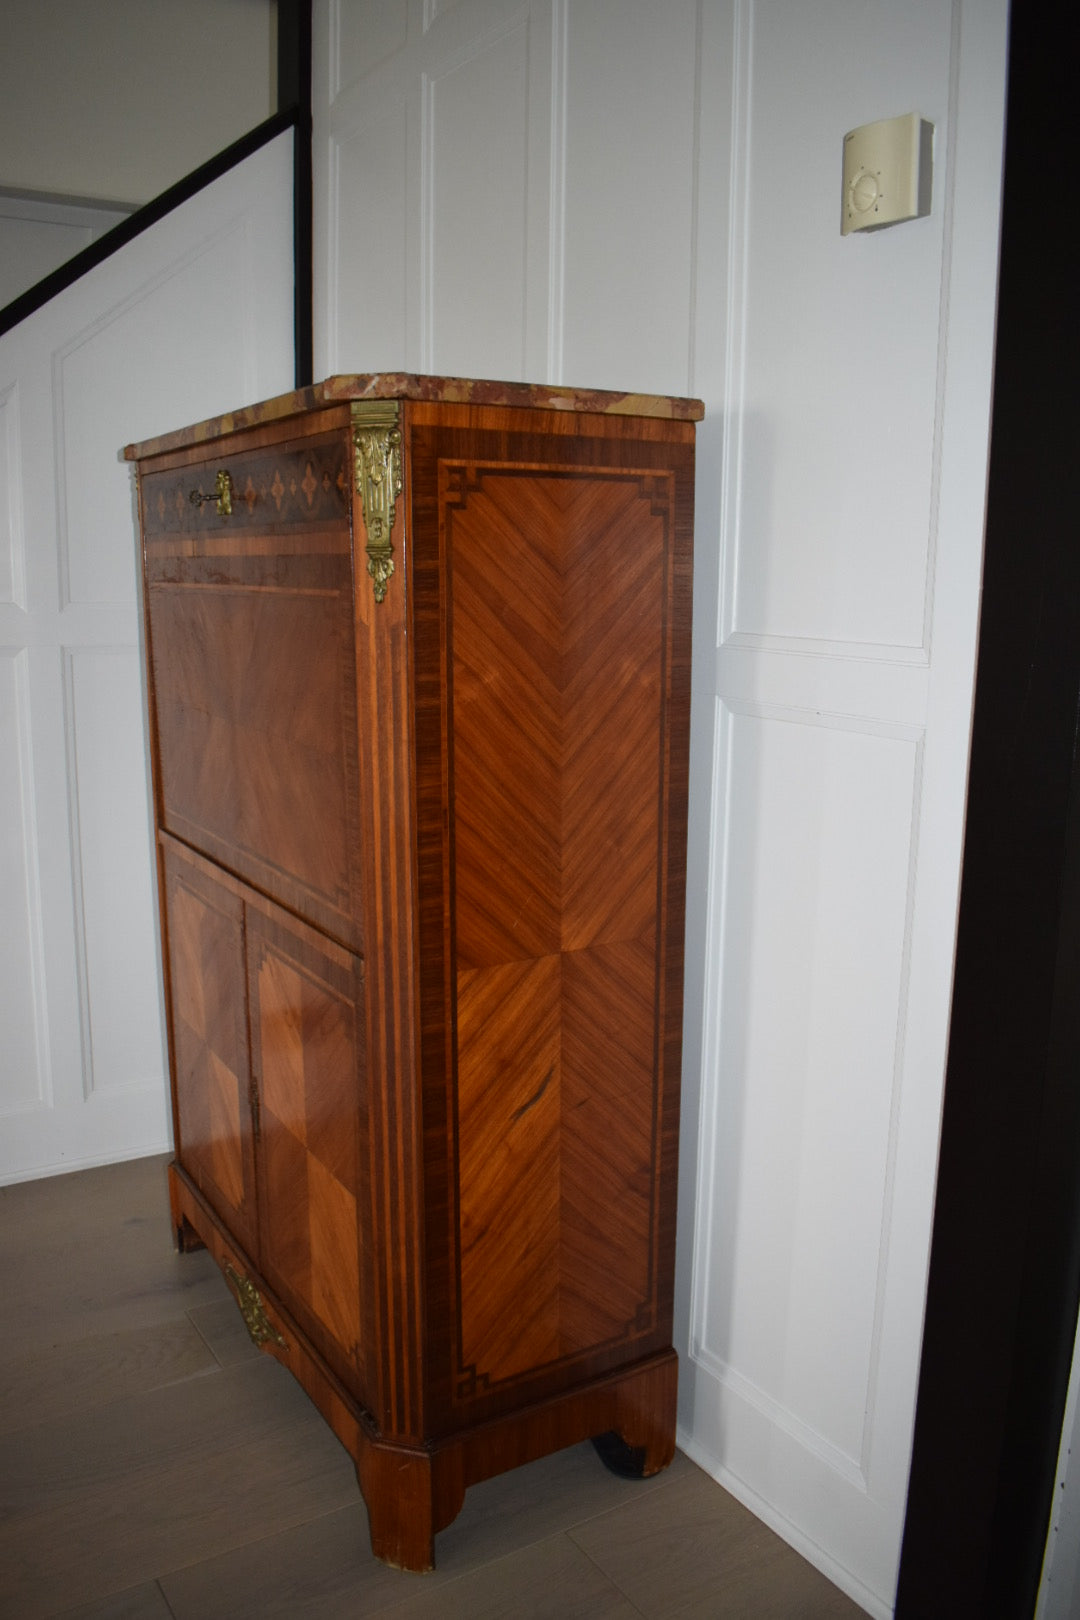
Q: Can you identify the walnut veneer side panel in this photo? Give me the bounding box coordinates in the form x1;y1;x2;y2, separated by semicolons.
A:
140;427;365;951
407;405;694;1432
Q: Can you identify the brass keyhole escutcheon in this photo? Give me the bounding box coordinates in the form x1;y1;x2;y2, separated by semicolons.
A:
188;468;234;516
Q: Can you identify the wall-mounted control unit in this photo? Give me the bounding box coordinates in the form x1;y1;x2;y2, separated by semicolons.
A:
841;112;933;235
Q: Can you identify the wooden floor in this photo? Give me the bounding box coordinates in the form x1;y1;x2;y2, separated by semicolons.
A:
0;1155;866;1618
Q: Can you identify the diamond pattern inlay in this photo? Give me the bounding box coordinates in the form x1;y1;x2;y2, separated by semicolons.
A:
141;438;349;539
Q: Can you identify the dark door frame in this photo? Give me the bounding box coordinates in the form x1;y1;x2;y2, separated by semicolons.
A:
896;8;1080;1615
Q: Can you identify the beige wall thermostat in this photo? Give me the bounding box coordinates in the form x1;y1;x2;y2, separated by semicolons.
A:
841;112;933;235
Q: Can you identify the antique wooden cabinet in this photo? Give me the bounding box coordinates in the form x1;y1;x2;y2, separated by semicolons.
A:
126;375;701;1570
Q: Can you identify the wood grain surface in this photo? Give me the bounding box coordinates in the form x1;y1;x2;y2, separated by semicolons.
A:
0;1157;863;1617
407;407;693;1437
135;390;696;1569
162;843;258;1259
248;905;366;1398
141;418;364;951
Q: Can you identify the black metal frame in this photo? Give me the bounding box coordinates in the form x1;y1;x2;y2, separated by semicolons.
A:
277;0;313;386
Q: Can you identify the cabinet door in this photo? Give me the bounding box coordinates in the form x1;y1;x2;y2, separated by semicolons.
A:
162;843;259;1259
245;898;367;1397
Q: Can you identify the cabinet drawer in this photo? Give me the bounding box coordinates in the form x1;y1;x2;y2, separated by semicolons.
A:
140;432;350;543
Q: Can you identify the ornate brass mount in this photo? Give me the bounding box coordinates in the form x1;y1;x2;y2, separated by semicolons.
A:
188;468;233;516
225;1263;287;1350
351;402;403;603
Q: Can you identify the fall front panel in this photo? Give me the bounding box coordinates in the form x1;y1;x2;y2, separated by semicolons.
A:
142;433;363;950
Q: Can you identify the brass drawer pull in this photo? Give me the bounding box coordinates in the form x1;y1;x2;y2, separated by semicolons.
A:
188;468;233;516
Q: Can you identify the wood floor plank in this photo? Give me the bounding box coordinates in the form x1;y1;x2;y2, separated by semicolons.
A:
157;1443;689;1618
0;1156;172;1248
434;1443;692;1575
0;1155;227;1356
160;1504;412;1619
376;1533;644;1620
570;1463;867;1618
2;1152;869;1618
0;1318;219;1436
186;1297;262;1367
0;1357;358;1619
55;1581;175;1619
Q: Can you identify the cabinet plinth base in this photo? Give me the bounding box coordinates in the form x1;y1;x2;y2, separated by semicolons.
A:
358;1346;678;1572
167;1162;678;1572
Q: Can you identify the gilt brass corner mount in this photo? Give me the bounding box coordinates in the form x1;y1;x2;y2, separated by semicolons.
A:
351;401;403;603
225;1263;287;1350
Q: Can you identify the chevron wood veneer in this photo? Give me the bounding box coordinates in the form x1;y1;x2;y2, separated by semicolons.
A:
128;376;700;1573
445;465;670;1390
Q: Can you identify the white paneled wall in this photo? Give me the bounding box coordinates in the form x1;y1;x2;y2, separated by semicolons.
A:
0;136;295;1184
0;196;133;314
426;16;531;375
560;0;698;395
0;640;47;1116
314;3;1007;1610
